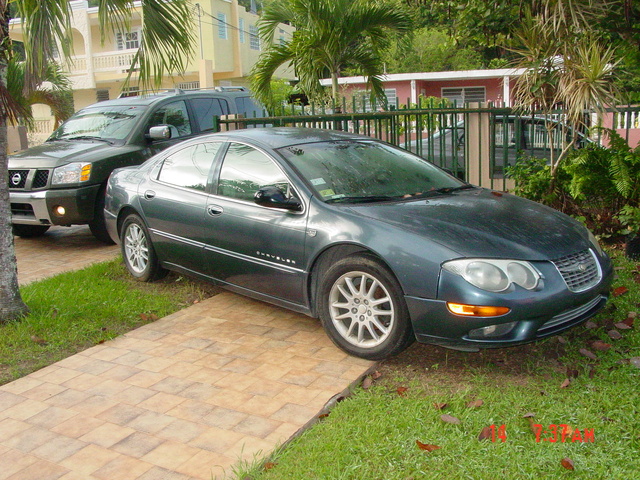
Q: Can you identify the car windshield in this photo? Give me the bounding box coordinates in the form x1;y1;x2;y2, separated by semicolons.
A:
279;140;467;203
49;105;147;142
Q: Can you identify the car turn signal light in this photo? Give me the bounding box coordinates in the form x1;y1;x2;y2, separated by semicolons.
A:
447;303;510;317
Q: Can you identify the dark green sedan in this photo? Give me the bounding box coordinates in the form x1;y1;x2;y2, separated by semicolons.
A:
105;128;613;359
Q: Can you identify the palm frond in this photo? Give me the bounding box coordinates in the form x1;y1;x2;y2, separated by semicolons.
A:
14;0;73;92
124;0;194;90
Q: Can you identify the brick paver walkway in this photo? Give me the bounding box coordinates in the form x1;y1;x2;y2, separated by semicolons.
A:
5;226;374;479
15;226;119;285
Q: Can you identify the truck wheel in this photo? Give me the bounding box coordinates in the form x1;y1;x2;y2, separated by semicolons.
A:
89;185;115;244
12;224;50;238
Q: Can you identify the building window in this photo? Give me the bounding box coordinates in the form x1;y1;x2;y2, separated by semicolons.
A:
218;13;228;40
355;89;397;112
441;87;486;104
239;18;245;43
279;28;286;45
249;25;260;51
116;29;141;50
96;89;110;102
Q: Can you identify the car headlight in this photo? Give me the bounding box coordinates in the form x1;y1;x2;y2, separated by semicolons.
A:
52;163;91;185
587;230;604;257
442;259;541;292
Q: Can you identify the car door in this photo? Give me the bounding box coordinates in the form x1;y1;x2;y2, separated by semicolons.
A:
203;141;308;304
139;141;222;272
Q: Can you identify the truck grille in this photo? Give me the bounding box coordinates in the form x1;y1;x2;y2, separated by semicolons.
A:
11;203;35;217
33;170;49;188
552;249;601;293
8;169;29;188
8;169;50;190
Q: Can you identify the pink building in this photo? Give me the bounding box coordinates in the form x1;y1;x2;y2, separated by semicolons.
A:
320;68;527;107
320;69;640;148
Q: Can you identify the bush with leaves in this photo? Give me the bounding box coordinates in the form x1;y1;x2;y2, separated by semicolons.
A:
563;129;640;236
508;129;640;239
505;155;570;209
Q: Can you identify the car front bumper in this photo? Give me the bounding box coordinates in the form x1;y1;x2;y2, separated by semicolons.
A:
406;252;614;350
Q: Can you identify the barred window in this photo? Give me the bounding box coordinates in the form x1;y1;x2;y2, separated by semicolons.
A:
218;13;228;40
441;87;486;105
249;25;260;50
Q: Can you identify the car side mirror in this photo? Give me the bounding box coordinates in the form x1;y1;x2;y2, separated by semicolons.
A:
254;186;302;211
147;125;172;140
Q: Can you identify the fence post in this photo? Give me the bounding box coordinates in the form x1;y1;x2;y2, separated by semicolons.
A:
467;102;491;188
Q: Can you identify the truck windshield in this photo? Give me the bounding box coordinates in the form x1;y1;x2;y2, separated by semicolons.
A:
49;105;147;142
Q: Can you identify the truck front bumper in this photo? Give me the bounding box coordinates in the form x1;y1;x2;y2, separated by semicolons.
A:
10;184;101;226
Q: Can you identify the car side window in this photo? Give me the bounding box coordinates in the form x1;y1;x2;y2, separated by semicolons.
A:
217;142;290;201
191;98;226;132
157;142;221;191
147;100;192;138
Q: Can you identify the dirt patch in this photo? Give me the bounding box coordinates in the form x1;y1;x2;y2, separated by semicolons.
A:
375;336;571;392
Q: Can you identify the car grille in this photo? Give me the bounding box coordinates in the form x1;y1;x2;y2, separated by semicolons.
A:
551;249;601;293
537;295;603;336
8;169;50;190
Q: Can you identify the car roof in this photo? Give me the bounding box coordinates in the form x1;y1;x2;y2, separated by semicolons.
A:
211;127;371;149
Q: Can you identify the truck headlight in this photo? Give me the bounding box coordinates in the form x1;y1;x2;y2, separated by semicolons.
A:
443;259;541;292
52;163;91;185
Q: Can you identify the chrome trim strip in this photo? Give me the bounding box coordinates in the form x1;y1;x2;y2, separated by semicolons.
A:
150;229;305;275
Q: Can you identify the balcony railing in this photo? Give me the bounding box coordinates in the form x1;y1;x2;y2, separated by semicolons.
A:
64;51;139;75
93;50;138;72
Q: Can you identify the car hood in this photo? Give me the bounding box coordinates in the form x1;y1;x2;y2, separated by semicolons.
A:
9;140;116;169
348;188;589;261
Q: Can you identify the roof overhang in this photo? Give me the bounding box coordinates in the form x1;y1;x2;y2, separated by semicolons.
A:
319;68;527;86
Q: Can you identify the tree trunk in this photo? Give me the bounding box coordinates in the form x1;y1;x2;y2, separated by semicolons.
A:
0;8;29;323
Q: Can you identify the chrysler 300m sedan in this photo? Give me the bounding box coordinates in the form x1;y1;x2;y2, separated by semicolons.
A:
104;128;613;359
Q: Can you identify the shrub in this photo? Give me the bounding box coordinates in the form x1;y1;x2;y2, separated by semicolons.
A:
507;129;640;239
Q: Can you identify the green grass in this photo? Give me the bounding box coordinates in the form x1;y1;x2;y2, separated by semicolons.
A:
233;250;640;480
0;258;218;385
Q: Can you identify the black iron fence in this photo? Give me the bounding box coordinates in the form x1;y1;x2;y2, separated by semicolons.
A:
213;101;640;191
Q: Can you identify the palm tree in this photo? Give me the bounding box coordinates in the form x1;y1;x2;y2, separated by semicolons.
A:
510;1;620;176
0;0;194;321
8;58;74;130
250;0;411;109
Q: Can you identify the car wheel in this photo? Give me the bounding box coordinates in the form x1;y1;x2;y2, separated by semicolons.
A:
12;224;50;238
120;214;167;282
318;254;414;360
89;185;115;244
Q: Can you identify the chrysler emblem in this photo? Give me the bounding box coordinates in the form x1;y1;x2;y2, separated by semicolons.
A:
578;263;588;272
11;173;22;186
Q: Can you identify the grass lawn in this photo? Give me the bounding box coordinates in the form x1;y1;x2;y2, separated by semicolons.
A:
0;258;219;385
233;249;640;480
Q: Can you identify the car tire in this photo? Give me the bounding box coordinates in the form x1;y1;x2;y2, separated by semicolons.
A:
317;253;414;360
89;185;115;244
120;214;167;282
12;224;50;238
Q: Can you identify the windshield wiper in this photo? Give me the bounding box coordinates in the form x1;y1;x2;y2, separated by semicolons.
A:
325;195;402;204
416;184;476;197
62;135;114;145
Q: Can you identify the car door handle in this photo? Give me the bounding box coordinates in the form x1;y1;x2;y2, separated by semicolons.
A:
144;190;156;200
207;205;224;216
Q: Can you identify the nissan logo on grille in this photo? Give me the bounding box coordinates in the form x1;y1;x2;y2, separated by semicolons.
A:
11;173;22;186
